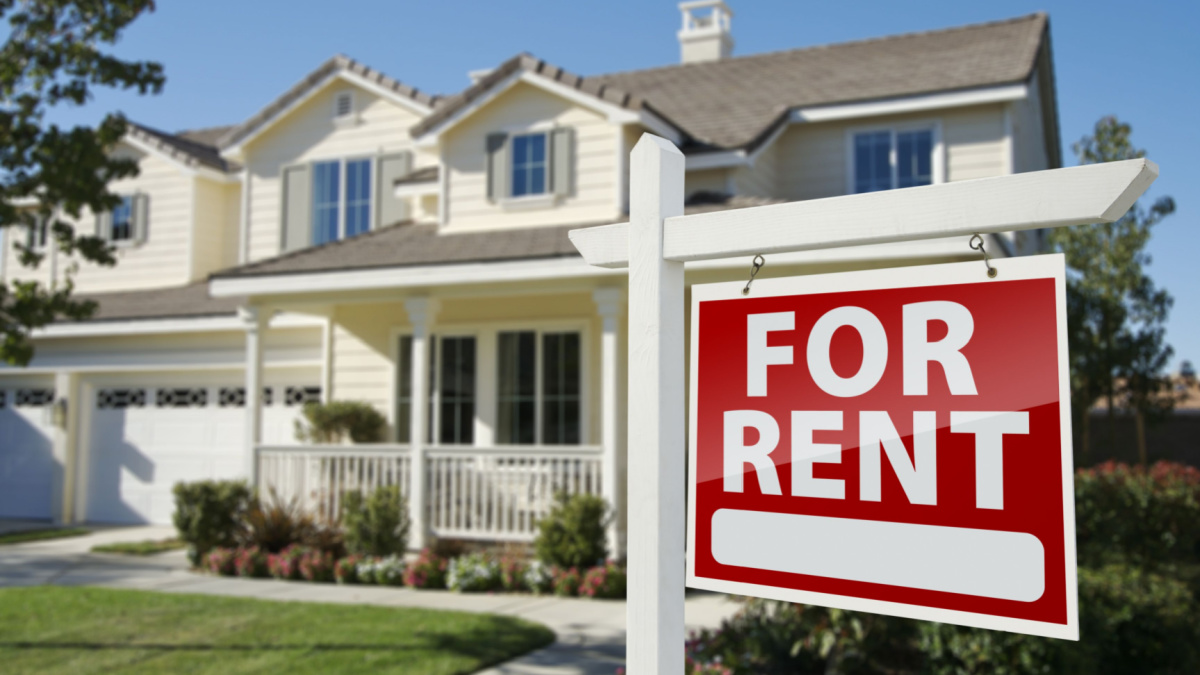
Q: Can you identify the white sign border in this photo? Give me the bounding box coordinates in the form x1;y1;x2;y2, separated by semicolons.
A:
686;254;1079;641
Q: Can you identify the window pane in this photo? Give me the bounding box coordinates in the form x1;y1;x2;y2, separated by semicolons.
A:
510;133;547;197
542;332;581;445
854;132;892;193
111;196;134;241
395;335;412;443
897;130;933;188
345;159;371;237
312;161;340;245
438;336;475;445
497;332;536;444
529;134;545;162
530;167;545;195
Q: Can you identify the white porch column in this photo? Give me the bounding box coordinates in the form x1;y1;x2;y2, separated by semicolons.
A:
51;371;80;524
405;297;439;550
240;306;266;483
593;287;625;560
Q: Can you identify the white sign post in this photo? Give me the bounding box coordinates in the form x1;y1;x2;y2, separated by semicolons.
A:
569;135;1157;673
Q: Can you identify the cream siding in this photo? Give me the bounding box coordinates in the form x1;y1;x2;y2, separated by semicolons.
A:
731;140;780;198
776;104;1010;202
242;83;427;262
191;177;239;278
1012;74;1050;175
441;82;620;232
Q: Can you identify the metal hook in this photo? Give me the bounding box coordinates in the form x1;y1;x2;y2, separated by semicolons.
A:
742;254;766;295
969;234;998;278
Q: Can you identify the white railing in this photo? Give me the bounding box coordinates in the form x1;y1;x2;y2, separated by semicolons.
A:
256;444;412;523
426;445;604;541
255;443;604;541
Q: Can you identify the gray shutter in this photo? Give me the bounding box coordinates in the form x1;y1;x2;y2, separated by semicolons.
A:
486;132;509;202
551;127;574;198
281;164;311;252
376;151;413;227
95;211;111;241
132;194;150;243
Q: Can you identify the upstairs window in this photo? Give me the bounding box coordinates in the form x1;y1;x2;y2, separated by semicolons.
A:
345;158;372;237
312;161;340;245
111;196;134;241
25;215;49;249
510;133;547;197
95;194;147;244
852;126;938;193
310;158;373;246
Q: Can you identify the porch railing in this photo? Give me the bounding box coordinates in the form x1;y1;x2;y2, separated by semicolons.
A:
255;444;604;541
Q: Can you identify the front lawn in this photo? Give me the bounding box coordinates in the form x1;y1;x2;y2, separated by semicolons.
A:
0;586;555;675
90;538;185;556
0;528;89;546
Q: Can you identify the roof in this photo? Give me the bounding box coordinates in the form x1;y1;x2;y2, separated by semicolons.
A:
127;122;236;172
415;13;1048;151
77;280;244;322
213;195;783;280
395;166;439;185
218;54;439;151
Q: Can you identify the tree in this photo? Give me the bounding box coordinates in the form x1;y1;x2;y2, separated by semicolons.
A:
1048;116;1175;462
0;0;163;365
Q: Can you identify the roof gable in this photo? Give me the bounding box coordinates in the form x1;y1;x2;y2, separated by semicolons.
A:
125;122;235;174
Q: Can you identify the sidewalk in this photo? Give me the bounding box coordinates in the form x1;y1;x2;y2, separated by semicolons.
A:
0;526;740;674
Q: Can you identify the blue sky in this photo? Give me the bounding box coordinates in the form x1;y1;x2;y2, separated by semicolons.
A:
49;1;1198;370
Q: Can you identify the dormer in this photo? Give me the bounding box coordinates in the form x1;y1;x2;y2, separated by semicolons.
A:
678;0;734;64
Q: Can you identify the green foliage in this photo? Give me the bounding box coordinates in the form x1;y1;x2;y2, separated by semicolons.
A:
341;486;410;557
1047;116;1176;458
1075;461;1200;569
294;400;387;444
236;488;317;554
172;480;251;566
534;492;609;568
0;1;164;365
447;552;503;592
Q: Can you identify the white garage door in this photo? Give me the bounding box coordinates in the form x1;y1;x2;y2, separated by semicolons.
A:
0;385;57;520
86;382;314;525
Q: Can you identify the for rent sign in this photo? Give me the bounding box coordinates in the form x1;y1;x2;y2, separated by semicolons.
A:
686;255;1078;639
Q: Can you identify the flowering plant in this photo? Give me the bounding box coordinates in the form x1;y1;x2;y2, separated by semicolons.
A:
499;556;528;592
204;547;236;576
579;561;626;599
552;566;582;597
523;559;554;594
447;552;502;592
268;544;305;580
335;555;363;584
299;548;335;582
234;546;269;578
403;548;448;589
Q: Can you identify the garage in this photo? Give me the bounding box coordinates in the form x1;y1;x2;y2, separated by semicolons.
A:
84;378;314;525
0;383;58;520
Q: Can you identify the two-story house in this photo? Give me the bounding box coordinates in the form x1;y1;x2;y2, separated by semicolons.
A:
0;5;1060;555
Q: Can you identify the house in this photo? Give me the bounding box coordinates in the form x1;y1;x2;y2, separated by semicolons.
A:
0;4;1060;555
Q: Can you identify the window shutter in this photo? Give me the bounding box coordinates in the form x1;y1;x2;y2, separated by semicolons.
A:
132;194;150;243
376;151;413;227
550;127;573;198
281;164;311;252
486;132;509;202
95;211;111;242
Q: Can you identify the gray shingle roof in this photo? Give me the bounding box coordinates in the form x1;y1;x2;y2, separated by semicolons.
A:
212;195;784;280
78;280;244;322
127;122;236;172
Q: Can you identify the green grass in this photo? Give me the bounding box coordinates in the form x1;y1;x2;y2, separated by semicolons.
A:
0;586;555;674
90;538;186;556
0;528;89;545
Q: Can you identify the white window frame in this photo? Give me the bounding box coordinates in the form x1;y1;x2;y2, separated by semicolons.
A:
499;121;560;211
389;318;591;448
844;120;944;195
311;155;376;244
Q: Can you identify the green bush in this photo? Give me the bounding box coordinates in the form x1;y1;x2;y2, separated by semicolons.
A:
1075;461;1200;569
534;492;609;568
341;486;409;557
237;488;317;554
172;480;252;566
294;400;386;444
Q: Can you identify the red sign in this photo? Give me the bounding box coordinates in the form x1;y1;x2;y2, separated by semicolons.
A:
686;255;1078;639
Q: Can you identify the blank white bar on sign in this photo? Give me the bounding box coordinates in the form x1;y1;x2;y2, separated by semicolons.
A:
711;510;1045;602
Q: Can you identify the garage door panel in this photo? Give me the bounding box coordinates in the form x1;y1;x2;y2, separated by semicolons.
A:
0;390;57;520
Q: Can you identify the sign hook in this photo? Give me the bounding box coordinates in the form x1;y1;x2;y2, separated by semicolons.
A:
742;255;766;295
969;234;998;278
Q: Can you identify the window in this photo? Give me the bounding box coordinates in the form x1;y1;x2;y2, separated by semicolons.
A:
852;127;937;193
511;133;547;197
497;330;582;445
111;196;134;241
395;334;476;445
312;158;372;246
26;216;49;249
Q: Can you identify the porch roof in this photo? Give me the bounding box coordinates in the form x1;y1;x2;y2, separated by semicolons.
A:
75;280;244;322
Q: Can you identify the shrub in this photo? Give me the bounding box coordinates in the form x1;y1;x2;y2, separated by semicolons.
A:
234;546;269;578
403;548;448;589
376;555;408;586
534;492;609;568
499;556;528;592
172;480;251;566
294;400;386;444
341;486;409;557
355;556;380;585
298;548;335;583
1075;461;1200;569
335;555;363;584
238;489;317;554
204;547;237;576
579;561;626;599
523;560;554;594
448;552;503;593
268;544;306;580
552;566;582;597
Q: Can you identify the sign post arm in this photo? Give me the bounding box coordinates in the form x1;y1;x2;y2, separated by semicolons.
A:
626;134;687;674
